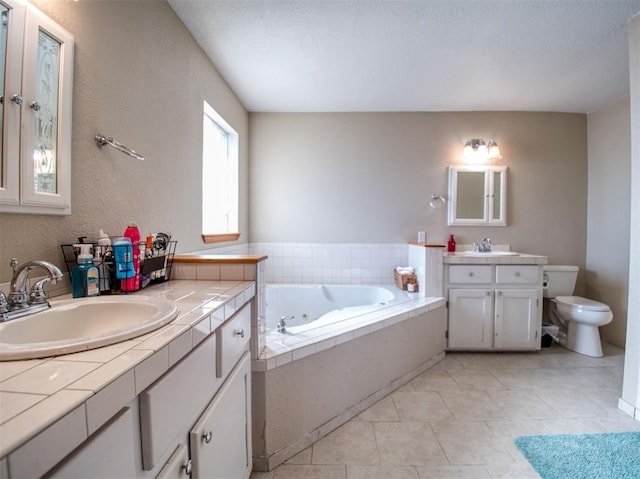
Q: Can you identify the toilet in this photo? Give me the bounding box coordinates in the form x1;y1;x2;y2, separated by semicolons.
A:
543;265;613;357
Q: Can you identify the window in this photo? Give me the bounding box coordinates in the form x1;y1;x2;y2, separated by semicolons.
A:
202;101;239;243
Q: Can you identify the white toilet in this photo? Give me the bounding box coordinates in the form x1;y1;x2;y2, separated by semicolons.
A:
543;265;613;357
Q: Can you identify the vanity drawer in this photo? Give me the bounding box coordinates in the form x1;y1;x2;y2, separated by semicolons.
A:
216;303;251;379
448;265;493;284
139;333;220;470
496;265;540;285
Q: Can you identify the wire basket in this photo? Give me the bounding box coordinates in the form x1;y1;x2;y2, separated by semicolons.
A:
60;240;176;294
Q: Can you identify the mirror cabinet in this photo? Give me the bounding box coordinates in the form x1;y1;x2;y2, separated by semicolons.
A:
448;165;507;226
0;0;73;214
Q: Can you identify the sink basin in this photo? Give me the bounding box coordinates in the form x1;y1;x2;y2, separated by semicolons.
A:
0;295;179;361
463;251;520;257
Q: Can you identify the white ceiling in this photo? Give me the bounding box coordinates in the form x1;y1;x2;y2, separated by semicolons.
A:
168;0;640;113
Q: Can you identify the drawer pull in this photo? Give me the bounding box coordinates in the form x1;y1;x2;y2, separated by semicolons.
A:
515;272;521;277
468;272;475;277
235;329;245;338
183;459;193;476
203;430;213;444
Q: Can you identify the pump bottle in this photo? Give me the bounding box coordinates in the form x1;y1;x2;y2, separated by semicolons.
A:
72;244;100;298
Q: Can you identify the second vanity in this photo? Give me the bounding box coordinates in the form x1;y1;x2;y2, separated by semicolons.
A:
443;251;548;351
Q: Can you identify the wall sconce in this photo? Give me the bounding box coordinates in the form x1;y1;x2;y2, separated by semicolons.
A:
429;193;446;209
463;139;501;162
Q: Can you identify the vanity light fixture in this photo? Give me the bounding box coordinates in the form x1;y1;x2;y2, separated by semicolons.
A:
429;193;446;209
463;139;501;162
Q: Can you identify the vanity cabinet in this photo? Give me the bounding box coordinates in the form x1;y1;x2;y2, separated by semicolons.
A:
0;0;73;214
446;265;542;351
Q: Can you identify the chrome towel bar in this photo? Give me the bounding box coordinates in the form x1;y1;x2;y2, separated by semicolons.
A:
95;134;145;161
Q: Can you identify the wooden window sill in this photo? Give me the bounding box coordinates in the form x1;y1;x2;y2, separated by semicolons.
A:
202;233;241;244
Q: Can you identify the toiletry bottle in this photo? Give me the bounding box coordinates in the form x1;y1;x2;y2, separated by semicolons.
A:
72;244;100;298
112;236;134;288
96;229;112;292
447;234;456;252
123;223;141;291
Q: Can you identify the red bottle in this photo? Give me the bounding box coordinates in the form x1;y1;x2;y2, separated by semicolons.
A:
122;223;141;291
447;234;456;252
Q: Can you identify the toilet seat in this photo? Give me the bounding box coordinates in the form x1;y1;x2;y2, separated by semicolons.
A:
554;296;611;312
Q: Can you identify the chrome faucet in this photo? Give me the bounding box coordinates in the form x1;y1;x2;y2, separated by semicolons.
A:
1;258;64;322
473;238;494;253
277;315;293;333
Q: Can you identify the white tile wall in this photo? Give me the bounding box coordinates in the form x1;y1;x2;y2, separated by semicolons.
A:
248;243;408;285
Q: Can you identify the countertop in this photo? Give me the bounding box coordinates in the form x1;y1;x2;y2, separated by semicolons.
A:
443;252;547;265
0;279;254;460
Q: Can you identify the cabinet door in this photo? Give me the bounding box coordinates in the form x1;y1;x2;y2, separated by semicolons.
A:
156;444;191;479
448;289;493;350
190;351;252;479
494;289;539;350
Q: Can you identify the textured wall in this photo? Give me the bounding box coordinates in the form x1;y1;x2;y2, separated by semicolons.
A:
249;112;589;291
0;0;249;283
587;98;631;348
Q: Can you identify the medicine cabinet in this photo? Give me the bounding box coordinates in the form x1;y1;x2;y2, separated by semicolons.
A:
448;165;507;226
0;0;73;215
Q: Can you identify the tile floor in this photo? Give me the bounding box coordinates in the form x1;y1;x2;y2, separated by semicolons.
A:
250;342;640;479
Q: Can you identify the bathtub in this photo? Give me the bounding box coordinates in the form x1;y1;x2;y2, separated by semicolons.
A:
265;283;410;334
252;283;447;471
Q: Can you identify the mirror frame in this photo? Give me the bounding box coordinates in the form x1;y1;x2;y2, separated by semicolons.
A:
447;165;507;226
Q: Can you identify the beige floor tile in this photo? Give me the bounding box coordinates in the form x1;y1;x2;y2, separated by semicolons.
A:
396;381;417;392
416;465;492;478
285;447;312;464
312;421;380;465
346;465;419;478
374;421;448;466
250;472;275;479
273;464;346;479
438;390;507;422
357;395;399;422
537;387;609;418
484;462;540;478
432;421;517;466
486;389;559;419
411;369;460;392
392;391;453;422
448;369;508;391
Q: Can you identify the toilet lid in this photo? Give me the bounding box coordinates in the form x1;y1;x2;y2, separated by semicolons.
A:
554;296;611;312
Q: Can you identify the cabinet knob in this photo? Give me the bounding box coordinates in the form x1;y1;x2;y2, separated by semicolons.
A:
203;430;213;444
30;101;41;111
11;94;23;105
497;290;503;296
515;271;521;277
235;329;245;338
183;459;193;476
485;291;491;296
468;272;475;277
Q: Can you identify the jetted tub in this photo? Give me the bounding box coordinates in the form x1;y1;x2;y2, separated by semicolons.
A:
265;283;410;334
253;283;447;471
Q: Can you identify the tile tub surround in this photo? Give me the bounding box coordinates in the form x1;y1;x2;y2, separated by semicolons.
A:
252;299;447;471
0;279;255;468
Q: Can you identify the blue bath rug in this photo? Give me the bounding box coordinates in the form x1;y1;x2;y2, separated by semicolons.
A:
514;432;640;479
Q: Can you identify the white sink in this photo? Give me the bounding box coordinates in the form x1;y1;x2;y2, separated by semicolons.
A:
463;251;520;257
0;296;179;361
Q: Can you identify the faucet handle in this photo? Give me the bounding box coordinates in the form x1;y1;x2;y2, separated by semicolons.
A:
10;258;18;272
0;291;8;313
30;278;52;305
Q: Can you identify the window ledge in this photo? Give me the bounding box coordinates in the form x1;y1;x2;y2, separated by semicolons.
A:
202;233;241;244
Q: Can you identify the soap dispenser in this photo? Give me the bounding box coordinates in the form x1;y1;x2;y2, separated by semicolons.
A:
447;234;456;252
72;244;100;298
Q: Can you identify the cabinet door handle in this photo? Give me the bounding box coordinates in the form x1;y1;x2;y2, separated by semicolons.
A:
235;329;245;338
203;430;213;443
183;459;193;476
11;94;23;105
30;101;41;111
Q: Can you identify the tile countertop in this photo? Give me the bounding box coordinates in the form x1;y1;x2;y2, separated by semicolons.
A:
0;279;255;460
443;252;548;264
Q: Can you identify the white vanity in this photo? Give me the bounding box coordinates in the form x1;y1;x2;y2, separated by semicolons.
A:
443;252;547;351
0;279;256;479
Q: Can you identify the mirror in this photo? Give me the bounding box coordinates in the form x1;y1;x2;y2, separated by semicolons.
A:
448;165;507;226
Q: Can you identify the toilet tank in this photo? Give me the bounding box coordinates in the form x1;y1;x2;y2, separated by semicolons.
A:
543;265;579;298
